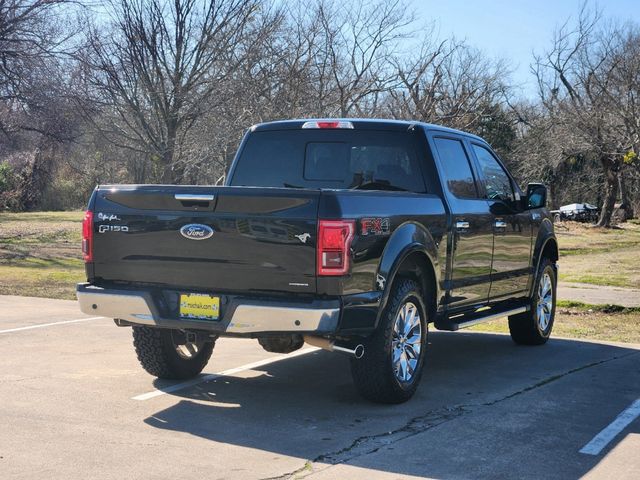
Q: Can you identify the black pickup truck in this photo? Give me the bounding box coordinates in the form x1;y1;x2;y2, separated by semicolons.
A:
77;119;558;404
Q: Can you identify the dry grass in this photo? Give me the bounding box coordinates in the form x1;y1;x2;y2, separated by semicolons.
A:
555;221;640;288
0;211;85;300
468;301;640;344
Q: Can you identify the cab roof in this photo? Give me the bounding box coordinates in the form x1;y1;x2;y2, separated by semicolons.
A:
249;118;486;143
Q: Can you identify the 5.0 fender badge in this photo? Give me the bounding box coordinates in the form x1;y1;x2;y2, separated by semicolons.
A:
180;224;214;240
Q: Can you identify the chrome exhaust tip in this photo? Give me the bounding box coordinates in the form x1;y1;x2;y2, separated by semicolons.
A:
303;336;365;359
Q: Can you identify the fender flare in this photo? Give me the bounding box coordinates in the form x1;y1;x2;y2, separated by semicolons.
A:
375;222;440;324
529;218;559;296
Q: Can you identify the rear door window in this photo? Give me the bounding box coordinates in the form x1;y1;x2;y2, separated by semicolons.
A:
432;137;478;199
471;144;514;202
231;130;426;192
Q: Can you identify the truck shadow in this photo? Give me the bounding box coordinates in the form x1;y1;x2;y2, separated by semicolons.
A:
143;331;639;479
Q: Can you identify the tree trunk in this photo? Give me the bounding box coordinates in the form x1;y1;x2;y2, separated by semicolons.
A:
160;151;175;184
618;167;633;219
596;158;619;227
548;180;559;210
18;143;54;211
160;126;182;184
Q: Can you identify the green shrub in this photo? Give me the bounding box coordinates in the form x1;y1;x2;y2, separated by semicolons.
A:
0;161;15;193
39;175;92;211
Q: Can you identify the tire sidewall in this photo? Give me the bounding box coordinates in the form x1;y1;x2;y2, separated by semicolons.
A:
534;260;556;338
382;284;428;394
161;329;214;376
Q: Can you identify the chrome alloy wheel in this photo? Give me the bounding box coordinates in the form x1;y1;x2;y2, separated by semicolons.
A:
537;272;553;332
391;301;423;382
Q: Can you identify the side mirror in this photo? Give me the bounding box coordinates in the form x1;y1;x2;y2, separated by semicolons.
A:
526;183;547;209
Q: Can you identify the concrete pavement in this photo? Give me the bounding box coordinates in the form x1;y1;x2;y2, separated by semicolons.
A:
557;282;640;308
1;295;639;479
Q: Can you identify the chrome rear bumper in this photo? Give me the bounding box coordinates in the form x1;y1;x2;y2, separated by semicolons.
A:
76;283;340;334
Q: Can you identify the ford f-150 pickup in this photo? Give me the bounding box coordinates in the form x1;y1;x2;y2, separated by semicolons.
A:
77;119;558;404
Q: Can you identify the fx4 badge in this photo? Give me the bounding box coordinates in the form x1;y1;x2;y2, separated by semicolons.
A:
361;217;390;236
295;233;311;244
180;224;214;240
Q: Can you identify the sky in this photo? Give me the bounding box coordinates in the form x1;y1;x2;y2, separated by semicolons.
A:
410;0;640;99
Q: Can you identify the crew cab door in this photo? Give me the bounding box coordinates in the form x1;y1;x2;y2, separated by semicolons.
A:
430;135;493;309
469;143;532;300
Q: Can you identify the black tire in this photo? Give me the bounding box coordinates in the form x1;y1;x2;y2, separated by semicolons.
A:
350;278;428;404
508;257;557;345
132;326;214;379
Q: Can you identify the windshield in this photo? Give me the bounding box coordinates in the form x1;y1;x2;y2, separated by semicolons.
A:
230;129;426;192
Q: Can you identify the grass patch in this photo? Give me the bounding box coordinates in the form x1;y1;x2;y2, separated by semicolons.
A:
0;211;85;300
556;300;640;314
468;307;640;344
558;273;633;288
0;211;84;223
556;222;640;289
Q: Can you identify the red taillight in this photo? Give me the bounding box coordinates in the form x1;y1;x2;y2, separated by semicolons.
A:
317;220;355;276
82;210;93;262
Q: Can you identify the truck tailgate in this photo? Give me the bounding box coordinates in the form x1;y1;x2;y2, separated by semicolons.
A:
90;186;319;294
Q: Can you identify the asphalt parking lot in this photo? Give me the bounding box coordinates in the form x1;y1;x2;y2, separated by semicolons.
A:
1;295;639;480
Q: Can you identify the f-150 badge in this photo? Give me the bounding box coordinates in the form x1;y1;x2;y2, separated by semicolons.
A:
98;225;129;233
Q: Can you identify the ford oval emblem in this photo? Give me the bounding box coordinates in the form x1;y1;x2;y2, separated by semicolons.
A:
180;224;214;240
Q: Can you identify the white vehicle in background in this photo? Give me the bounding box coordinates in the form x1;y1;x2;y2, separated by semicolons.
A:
551;203;599;223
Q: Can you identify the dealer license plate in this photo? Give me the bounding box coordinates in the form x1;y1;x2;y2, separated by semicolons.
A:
179;293;220;320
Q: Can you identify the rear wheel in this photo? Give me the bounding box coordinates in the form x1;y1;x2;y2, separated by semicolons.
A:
132;326;214;379
508;257;556;345
350;279;428;404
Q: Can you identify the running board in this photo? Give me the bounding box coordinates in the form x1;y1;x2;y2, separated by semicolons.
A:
437;305;529;331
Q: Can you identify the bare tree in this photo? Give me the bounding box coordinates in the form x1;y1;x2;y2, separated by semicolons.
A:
320;0;414;116
81;0;261;183
175;0;418;182
533;5;639;226
0;1;71;101
264;0;414;118
0;1;86;210
386;37;513;146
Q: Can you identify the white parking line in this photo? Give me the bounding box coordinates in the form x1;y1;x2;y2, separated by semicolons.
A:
133;346;320;401
0;316;104;334
579;398;640;455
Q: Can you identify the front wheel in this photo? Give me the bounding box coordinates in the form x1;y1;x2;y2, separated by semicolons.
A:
350;279;428;404
132;326;215;379
508;257;556;345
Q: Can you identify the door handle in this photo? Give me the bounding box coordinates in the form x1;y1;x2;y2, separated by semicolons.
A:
456;221;470;230
494;220;507;228
174;194;215;201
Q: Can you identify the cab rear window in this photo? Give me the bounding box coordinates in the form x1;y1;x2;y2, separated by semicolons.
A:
230;130;426;192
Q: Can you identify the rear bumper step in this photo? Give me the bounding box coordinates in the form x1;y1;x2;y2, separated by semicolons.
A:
76;283;340;335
